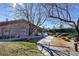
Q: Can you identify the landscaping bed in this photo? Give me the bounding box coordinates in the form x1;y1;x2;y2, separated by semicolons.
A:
53;33;75;42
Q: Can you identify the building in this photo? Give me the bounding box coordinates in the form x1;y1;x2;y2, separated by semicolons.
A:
0;19;39;37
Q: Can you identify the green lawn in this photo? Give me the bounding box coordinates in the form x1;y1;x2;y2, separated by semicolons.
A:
0;42;43;56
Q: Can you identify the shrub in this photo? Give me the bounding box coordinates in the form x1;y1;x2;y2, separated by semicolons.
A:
60;33;69;36
67;36;72;39
56;33;61;36
47;32;53;36
54;33;61;37
0;35;15;39
61;37;70;42
54;35;57;37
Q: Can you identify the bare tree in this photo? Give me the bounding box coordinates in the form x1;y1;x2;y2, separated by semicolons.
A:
13;3;47;35
42;3;79;52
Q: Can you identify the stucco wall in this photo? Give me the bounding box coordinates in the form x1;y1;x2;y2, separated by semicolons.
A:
0;22;29;37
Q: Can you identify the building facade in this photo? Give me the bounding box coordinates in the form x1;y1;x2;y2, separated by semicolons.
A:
0;19;38;37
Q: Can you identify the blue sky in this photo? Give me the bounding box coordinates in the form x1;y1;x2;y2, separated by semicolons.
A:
0;3;79;29
0;4;13;21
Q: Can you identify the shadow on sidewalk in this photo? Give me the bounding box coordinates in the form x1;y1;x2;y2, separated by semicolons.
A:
37;43;70;56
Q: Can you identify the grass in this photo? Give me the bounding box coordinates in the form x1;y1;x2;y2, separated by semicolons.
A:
0;42;43;56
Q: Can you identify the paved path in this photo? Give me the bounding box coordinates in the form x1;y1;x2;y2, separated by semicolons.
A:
37;36;53;56
37;36;79;56
37;36;68;56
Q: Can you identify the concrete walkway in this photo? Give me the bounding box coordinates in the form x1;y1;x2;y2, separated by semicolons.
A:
37;36;53;56
37;36;79;56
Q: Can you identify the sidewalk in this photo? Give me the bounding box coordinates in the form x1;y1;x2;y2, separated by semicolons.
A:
37;36;79;56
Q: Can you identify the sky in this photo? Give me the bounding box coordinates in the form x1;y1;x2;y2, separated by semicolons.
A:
0;3;14;21
0;3;79;29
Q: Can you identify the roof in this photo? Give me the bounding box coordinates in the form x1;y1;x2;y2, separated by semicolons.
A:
0;19;36;27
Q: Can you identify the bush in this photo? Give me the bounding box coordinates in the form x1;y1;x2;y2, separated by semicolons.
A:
60;33;69;36
61;37;70;42
67;36;72;39
47;32;53;36
0;35;15;39
54;35;57;37
56;33;61;36
54;33;60;36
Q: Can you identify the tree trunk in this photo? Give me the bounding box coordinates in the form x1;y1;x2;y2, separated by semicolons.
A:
28;21;31;36
74;44;78;52
74;26;79;52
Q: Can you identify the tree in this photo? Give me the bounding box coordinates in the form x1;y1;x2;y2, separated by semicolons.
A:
59;23;64;29
13;3;47;35
42;3;79;52
59;23;64;33
53;25;56;29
